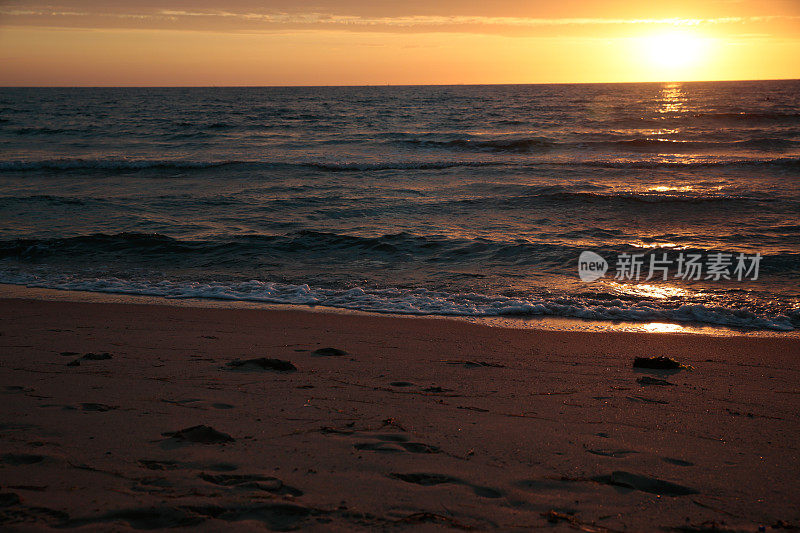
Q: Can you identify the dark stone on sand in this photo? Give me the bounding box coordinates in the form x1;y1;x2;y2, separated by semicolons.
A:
637;376;676;386
3;385;31;393
592;471;698;496
542;510;575;524
390;381;414;387
633;356;691;370
1;453;45;465
422;386;452;393
164;425;235;444
83;352;113;360
0;493;20;507
67;352;113;366
663;457;694;467
59;351;80;357
312;347;348;357
226;358;297;372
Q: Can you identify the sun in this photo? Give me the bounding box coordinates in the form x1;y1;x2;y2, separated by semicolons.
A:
641;30;710;70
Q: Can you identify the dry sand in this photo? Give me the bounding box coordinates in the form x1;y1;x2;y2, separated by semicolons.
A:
0;296;798;532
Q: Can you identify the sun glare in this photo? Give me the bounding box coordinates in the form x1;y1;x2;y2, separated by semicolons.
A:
641;30;711;70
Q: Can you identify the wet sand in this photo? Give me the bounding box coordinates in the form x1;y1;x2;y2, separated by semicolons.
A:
0;296;798;531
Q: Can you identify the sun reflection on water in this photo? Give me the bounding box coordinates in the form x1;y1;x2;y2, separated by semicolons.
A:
657;83;687;114
614;283;688;299
648;185;695;193
642;322;687;333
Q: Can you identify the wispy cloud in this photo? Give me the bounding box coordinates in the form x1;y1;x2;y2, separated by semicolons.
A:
2;9;797;28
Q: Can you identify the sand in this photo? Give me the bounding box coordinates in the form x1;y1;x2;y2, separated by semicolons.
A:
0;296;798;532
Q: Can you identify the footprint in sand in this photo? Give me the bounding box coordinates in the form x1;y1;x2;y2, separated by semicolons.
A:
199;473;303;496
353;434;441;454
390;472;503;498
586;449;637;458
63;502;312;530
138;459;237;471
225;358;297;372
321;419;443;455
161;399;235;410
421;386;453;394
592;471;698;496
311;347;348;357
442;360;505;369
160;425;235;448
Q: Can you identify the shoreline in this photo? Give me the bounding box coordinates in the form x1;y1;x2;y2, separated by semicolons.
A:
0;296;798;530
1;282;795;338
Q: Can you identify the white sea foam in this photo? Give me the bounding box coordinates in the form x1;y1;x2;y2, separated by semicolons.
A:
1;273;793;331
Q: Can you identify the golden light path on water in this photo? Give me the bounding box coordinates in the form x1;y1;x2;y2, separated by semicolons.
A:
613;283;688;299
657;83;687;113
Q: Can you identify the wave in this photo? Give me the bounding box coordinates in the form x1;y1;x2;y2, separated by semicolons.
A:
0;158;500;173
2;232;797;275
402;136;800;154
490;189;776;206
2;154;798;174
0;194;88;206
0;159;241;172
305;161;500;171
691;111;800;124
9;125;104;136
575;157;800;170
0;272;795;331
403;137;557;152
606;111;800;128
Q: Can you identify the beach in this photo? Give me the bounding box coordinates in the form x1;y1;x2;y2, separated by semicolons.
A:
1;294;798;531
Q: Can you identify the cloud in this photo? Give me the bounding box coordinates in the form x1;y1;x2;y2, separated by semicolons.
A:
2;8;796;26
1;7;797;37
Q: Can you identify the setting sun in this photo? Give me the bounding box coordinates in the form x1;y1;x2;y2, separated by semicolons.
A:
640;30;712;71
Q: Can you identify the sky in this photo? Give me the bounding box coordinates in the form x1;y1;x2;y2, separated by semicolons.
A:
1;1;799;86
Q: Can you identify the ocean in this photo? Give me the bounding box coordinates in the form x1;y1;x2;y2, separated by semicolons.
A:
0;81;798;331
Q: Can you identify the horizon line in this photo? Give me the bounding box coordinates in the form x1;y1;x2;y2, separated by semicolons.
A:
2;77;799;89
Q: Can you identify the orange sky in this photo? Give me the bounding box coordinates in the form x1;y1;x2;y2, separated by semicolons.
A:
1;1;798;85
